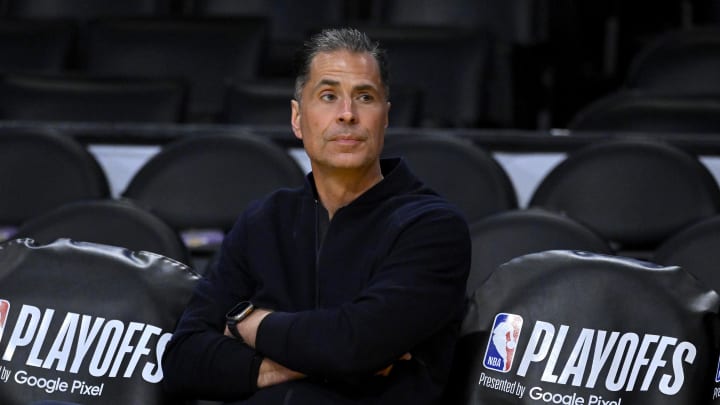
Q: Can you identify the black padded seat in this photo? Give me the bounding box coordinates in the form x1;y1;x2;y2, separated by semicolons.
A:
653;215;720;295
0;73;186;123
568;90;720;135
122;132;306;251
466;208;612;295
624;27;720;95
382;133;517;223
0;19;76;73
84;17;269;121
0;130;110;234
14;199;191;265
528;138;720;254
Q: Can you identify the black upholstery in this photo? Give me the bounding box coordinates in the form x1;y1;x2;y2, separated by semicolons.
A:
653;215;720;295
446;250;720;404
122;132;305;234
192;0;346;77
4;0;170;19
568;90;720;134
0;19;76;73
14;199;191;265
466;208;612;295
0;73;186;123
221;79;294;125
359;26;491;127
382;133;517;223
624;27;720;95
84;17;268;121
0;130;110;229
529;139;720;253
0;238;198;404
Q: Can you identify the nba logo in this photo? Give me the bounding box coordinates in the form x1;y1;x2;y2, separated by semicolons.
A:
0;299;9;344
715;354;720;383
483;313;523;373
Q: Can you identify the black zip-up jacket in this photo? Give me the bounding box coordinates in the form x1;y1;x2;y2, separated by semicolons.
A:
162;158;471;404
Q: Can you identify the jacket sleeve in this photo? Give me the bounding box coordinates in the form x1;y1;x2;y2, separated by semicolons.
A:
255;208;471;377
161;215;261;401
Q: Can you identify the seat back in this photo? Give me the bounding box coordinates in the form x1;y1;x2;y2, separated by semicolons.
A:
653;215;720;295
122;132;305;233
528;139;720;253
84;17;268;121
0;20;76;74
568;90;720;134
383;134;517;223
0;74;186;123
4;0;169;19
467;208;612;295
624;27;720;95
445;250;720;404
360;26;491;127
0;238;199;404
14;199;191;265
221;79;294;125
0;130;110;231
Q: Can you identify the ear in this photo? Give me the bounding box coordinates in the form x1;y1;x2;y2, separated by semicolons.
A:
291;99;302;140
384;101;391;129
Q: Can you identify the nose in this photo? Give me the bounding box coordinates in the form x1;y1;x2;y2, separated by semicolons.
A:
337;99;357;125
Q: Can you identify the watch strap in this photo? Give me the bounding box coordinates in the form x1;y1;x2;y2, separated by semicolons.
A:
227;320;244;340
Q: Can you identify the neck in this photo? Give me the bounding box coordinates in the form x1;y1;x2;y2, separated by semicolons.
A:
312;163;383;220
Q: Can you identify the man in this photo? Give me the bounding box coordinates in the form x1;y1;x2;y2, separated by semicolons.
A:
162;28;471;404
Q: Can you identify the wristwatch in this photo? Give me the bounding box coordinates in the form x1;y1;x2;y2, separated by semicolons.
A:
226;301;254;340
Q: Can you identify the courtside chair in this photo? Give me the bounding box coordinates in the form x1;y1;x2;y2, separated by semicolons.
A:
528;138;720;257
83;17;269;122
0;19;76;74
466;208;613;295
382;133;517;223
14;199;191;265
0;73;186;123
122;132;306;269
0;129;110;241
653;214;720;295
624;27;720;95
568;90;720;135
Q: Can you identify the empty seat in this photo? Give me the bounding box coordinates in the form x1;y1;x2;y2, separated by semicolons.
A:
382;133;517;223
653;215;720;294
624;27;720;95
0;73;186;123
466;208;612;295
0;130;110;237
221;79;294;125
14;199;191;264
528;138;720;254
191;0;347;77
359;26;491;127
568;90;720;134
83;17;268;121
122;132;306;253
0;19;76;73
4;0;170;19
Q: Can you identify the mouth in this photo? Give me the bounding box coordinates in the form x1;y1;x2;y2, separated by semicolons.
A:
328;133;366;145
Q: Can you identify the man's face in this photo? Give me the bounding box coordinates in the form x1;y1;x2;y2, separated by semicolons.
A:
291;50;390;173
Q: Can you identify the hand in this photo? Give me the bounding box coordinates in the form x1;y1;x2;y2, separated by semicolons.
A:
257;358;305;388
375;352;412;377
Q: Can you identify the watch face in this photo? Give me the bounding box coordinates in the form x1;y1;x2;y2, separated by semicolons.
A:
226;301;254;322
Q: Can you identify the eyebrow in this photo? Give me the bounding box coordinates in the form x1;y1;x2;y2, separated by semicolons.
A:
313;79;379;93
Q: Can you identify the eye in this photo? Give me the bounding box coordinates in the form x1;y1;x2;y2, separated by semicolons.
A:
320;92;336;102
357;93;374;103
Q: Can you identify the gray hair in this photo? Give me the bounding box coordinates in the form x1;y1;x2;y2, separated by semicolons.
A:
294;27;389;101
